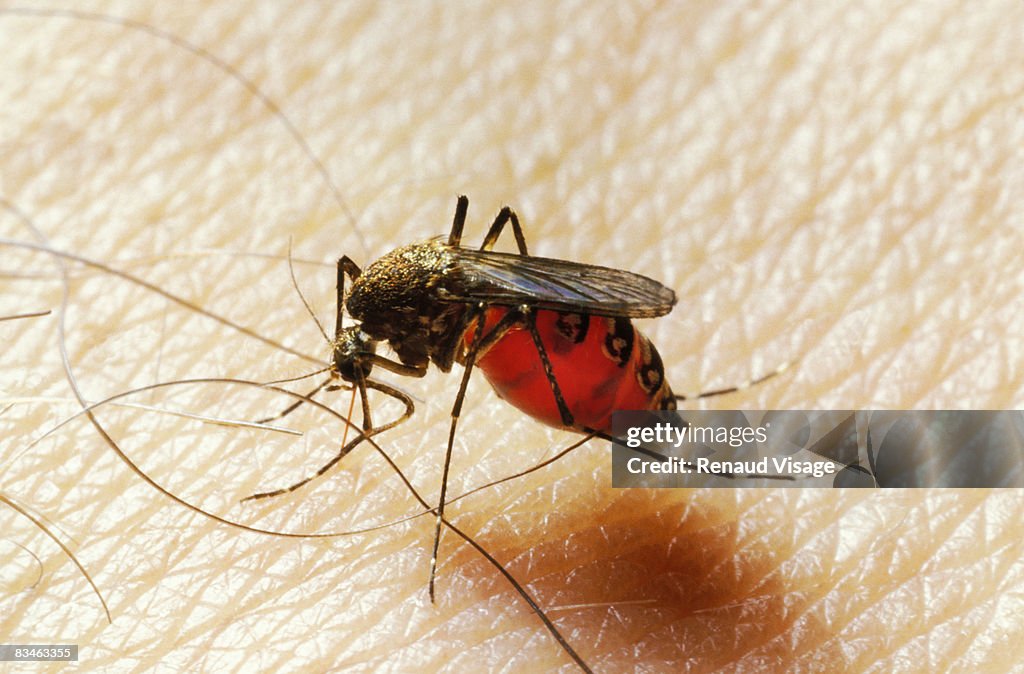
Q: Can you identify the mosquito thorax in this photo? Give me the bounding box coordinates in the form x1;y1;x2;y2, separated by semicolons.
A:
345;240;453;320
344;239;466;370
332;326;377;382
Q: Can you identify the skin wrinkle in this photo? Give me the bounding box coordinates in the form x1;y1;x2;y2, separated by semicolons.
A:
1;0;1023;672
808;500;962;637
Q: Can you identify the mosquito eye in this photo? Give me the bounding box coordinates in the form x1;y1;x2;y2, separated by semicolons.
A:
337;356;373;382
334;329;376;382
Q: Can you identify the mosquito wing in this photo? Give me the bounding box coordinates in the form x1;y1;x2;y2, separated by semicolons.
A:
445;248;677;318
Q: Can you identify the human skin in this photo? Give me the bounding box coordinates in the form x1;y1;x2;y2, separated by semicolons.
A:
1;1;1022;672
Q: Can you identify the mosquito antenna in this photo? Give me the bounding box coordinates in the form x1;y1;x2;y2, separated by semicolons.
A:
256;237;338;426
286;237;330;344
0;310;51;321
253;239;345;428
258;240;365;428
261;366;332;386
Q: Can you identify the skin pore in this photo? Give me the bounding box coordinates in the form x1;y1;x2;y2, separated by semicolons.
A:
2;2;1022;671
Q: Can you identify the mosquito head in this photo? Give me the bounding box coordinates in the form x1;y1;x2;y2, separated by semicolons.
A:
332;325;377;382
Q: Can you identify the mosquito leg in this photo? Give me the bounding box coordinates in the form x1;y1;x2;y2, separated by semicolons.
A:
429;305;486;601
336;256;361;340
439;517;594;673
340;256;362;280
347;365;418;433
242;381;415;502
582;426;670;461
479;205;529;255
448;195;469;247
676;361;791;403
335;258;346;340
254;377;332;425
470;309;526;359
451;432;597;503
524;310;575;428
662;362;800;481
242;432;366;502
365;353;428;378
365;379;415;433
356;374;373;431
447;194;528;254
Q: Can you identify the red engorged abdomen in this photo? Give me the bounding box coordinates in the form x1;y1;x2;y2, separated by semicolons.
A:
465;307;666;433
